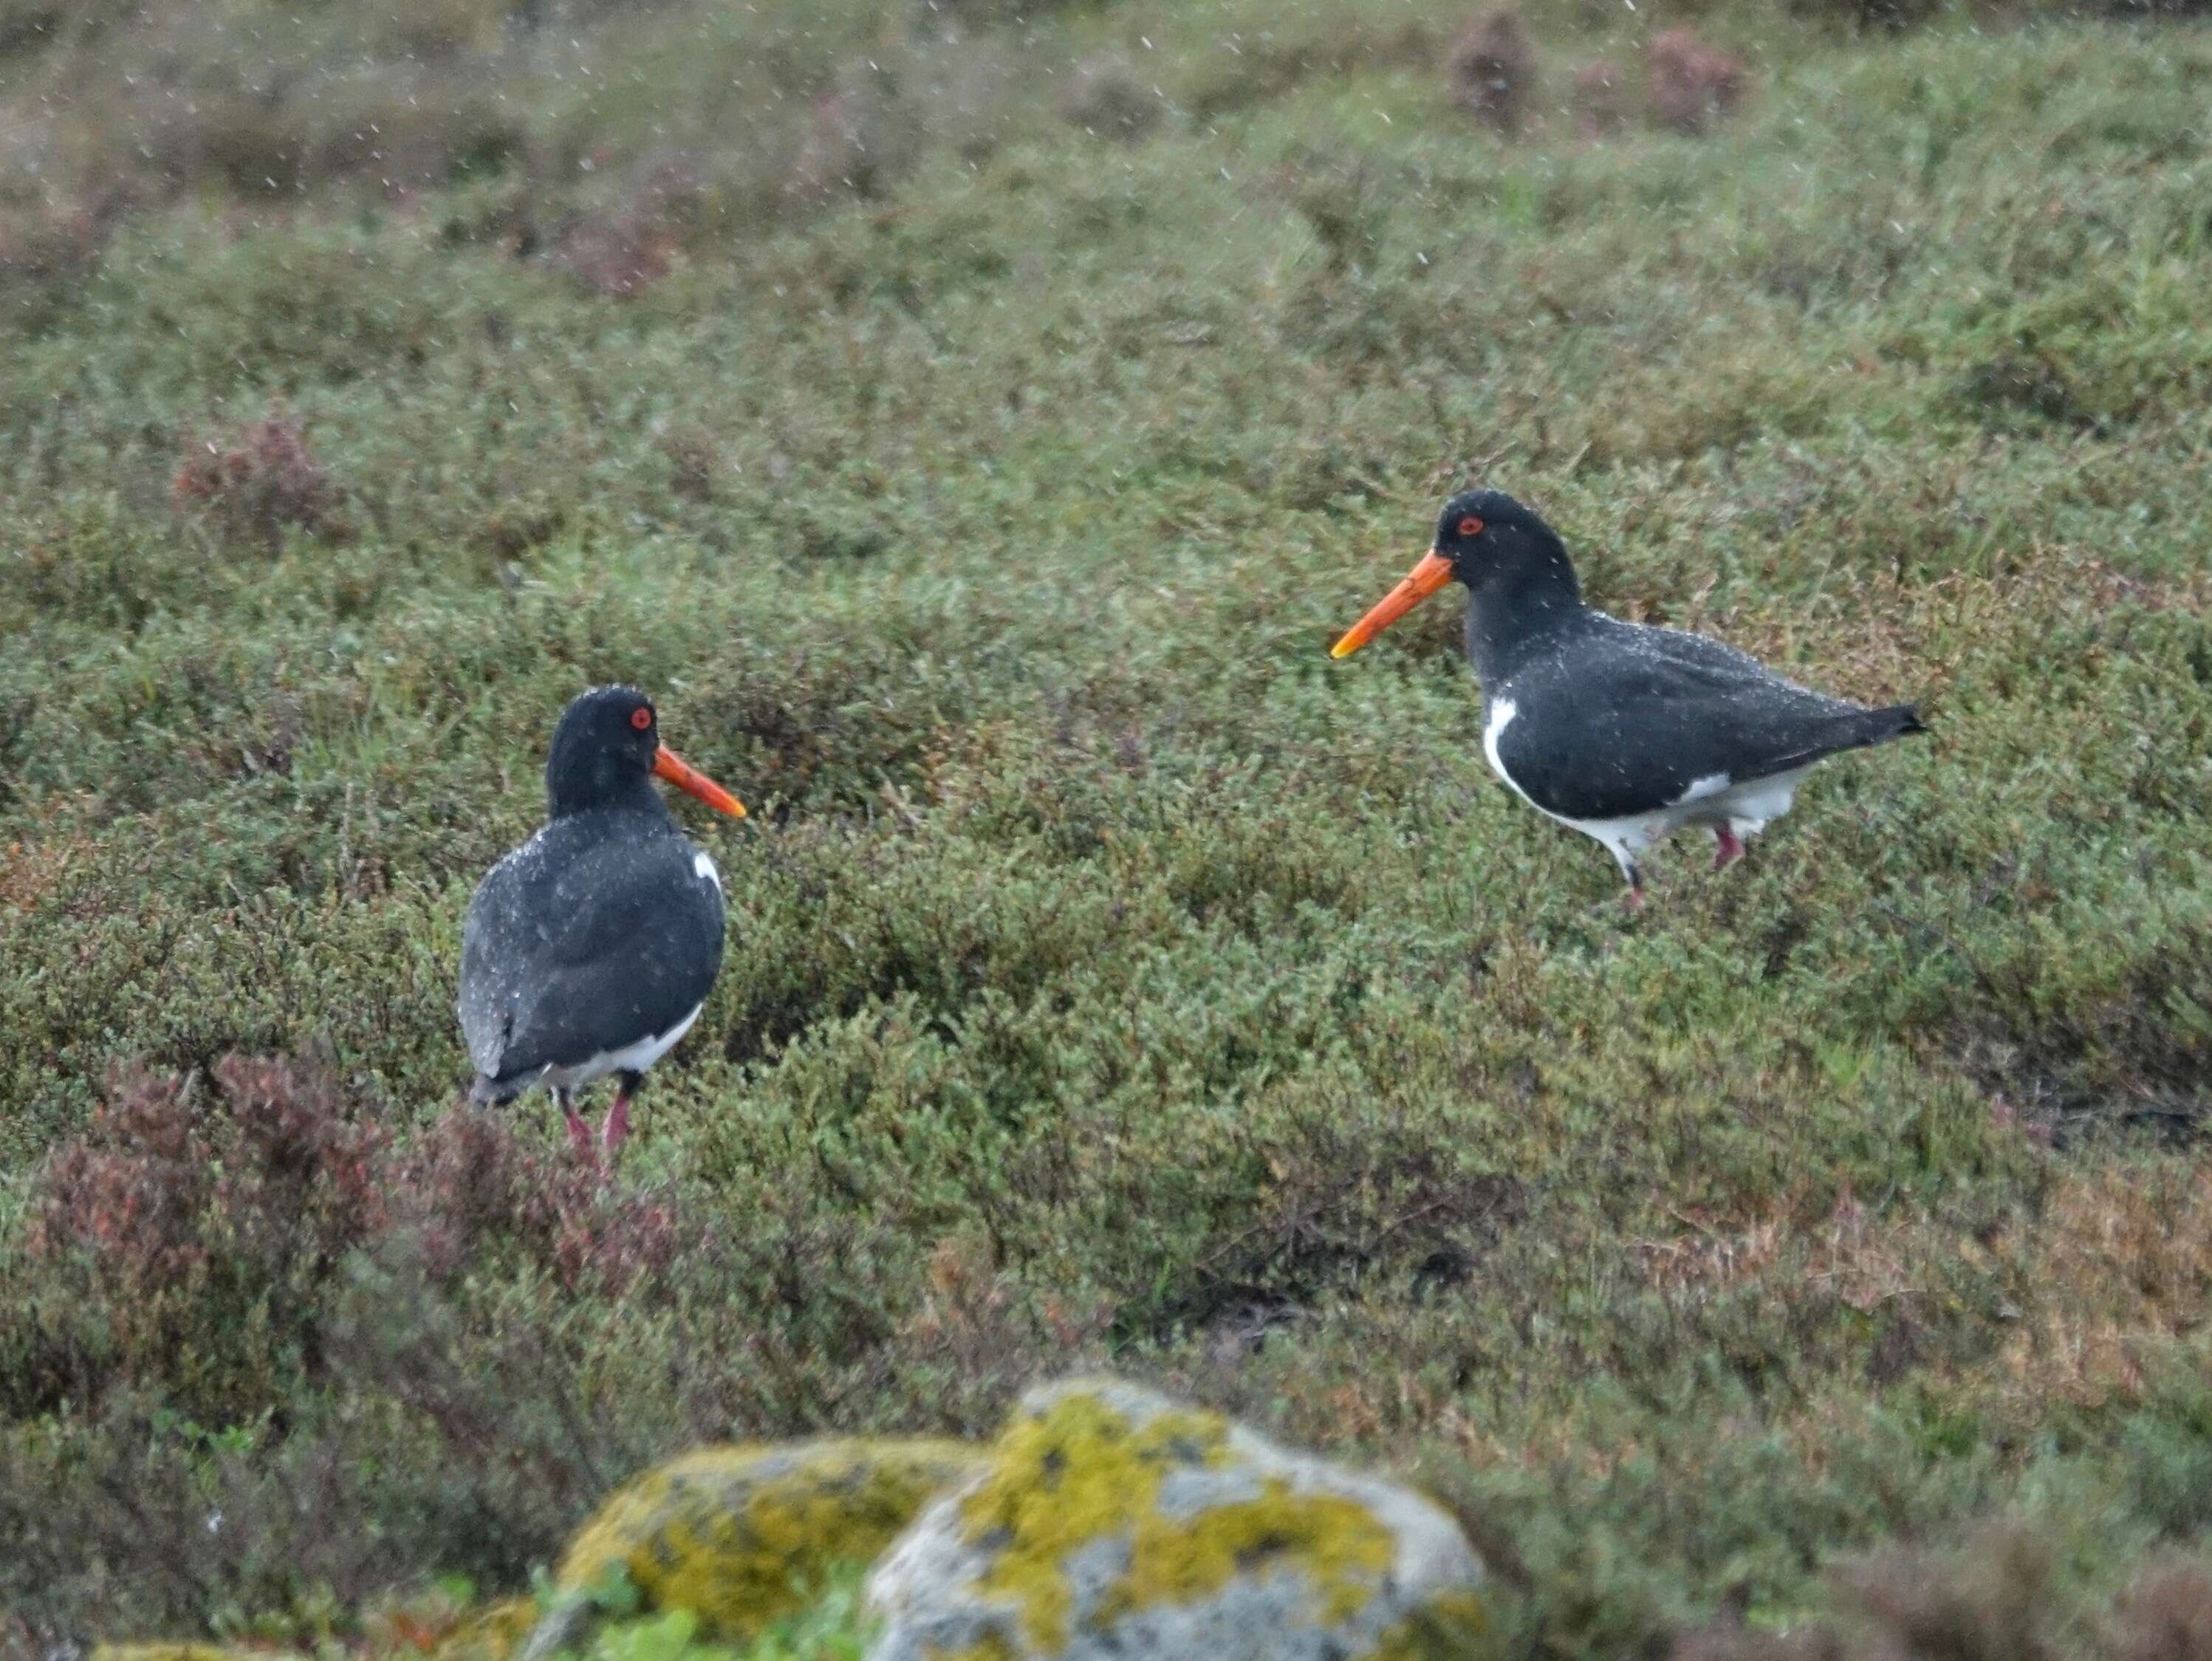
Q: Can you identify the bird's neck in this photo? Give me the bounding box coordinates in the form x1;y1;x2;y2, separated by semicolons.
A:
1462;547;1585;683
547;770;671;823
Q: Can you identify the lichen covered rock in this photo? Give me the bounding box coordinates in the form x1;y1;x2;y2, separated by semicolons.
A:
521;1437;979;1658
863;1377;1492;1661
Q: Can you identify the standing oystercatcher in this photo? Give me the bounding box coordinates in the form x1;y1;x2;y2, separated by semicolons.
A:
1332;490;1928;904
459;685;744;1155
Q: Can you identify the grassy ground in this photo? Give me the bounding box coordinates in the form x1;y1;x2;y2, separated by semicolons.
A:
3;0;2211;1653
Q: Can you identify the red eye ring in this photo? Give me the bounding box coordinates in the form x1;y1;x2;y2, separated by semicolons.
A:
1458;516;1484;538
631;707;653;730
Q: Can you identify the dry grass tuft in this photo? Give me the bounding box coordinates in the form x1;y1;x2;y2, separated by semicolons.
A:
1992;1162;2212;1411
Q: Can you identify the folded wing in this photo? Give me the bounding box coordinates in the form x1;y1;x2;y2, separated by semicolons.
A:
1494;619;1918;823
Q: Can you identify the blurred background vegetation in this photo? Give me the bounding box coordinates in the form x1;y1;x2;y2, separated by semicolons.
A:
2;0;2211;1651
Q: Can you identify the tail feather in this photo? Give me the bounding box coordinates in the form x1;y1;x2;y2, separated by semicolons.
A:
1766;703;1928;775
1857;702;1928;745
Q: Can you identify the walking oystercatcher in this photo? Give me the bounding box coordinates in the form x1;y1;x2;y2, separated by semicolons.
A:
459;685;744;1155
1332;490;1927;903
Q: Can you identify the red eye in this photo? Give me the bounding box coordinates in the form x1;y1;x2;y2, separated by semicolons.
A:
1458;516;1484;538
631;708;653;730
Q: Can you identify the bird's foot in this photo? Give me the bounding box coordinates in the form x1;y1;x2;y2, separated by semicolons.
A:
1713;825;1746;871
600;1092;631;1159
1624;883;1646;914
564;1106;597;1160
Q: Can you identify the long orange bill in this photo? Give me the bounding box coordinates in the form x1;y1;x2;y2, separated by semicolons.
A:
654;746;747;818
1330;549;1456;659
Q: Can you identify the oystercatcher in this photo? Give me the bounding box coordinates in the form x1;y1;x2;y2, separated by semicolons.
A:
459;685;744;1155
1332;490;1927;903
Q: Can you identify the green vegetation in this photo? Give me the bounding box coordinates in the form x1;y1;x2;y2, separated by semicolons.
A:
550;1567;875;1661
3;0;2211;1652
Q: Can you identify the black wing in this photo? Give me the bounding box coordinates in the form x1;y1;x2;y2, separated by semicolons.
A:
1493;617;1913;822
458;818;725;1090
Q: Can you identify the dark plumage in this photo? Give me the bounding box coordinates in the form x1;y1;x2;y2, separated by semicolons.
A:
1332;490;1928;900
458;685;744;1154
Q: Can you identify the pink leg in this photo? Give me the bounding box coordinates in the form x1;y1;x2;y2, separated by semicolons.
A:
563;1105;595;1157
1713;824;1746;871
600;1083;634;1157
1624;881;1646;914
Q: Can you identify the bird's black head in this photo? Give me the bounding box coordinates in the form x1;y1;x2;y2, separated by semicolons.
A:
1431;489;1566;577
546;685;659;815
1332;487;1579;660
544;685;746;822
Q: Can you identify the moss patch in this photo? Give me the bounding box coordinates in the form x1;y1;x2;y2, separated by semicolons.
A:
552;1437;979;1640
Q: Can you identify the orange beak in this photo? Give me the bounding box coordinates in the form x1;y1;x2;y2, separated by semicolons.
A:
1330;549;1457;659
653;746;747;818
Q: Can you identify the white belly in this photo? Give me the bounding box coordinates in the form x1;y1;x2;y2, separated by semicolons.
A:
1482;696;1807;878
534;1001;704;1092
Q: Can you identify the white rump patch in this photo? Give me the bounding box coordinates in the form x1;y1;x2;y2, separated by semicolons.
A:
1676;771;1732;805
1719;767;1809;837
534;1001;705;1093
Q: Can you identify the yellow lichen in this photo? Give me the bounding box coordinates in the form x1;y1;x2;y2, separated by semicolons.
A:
1369;1591;1496;1661
554;1436;978;1641
958;1388;1395;1651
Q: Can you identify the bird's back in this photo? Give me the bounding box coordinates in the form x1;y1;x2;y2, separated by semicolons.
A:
459;809;725;1095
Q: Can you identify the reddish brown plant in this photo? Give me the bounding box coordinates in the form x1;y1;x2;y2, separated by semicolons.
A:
1647;27;1747;136
30;1057;389;1298
20;1058;712;1425
170;411;344;544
